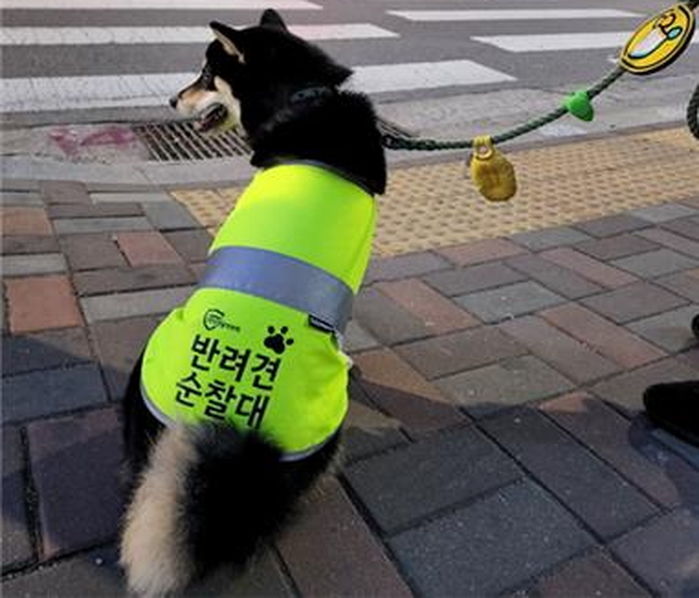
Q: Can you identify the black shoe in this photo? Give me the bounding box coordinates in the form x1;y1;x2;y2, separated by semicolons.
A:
692;314;699;341
643;380;699;447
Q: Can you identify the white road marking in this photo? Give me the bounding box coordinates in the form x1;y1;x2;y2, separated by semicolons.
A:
0;60;516;113
0;24;399;46
350;59;515;94
1;0;321;9
473;31;699;52
388;9;640;21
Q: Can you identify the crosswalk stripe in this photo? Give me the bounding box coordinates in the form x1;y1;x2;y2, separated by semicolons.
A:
387;9;640;21
473;31;699;52
349;59;515;94
0;60;515;113
0;0;321;9
0;24;399;46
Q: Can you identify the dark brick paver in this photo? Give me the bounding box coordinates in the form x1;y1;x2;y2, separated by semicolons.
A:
73;264;197;296
437;238;526;266
396;326;526;379
277;478;412;597
353;287;430;344
27;408;123;559
2;174;698;597
2;235;60;256
39;181;90;205
539;303;666;368
517;550;651;597
499;315;622;383
59;233;126;271
2;427;33;571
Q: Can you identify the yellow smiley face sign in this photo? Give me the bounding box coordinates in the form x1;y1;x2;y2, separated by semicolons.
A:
620;4;695;75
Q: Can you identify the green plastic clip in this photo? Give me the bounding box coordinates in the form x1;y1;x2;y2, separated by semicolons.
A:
564;90;594;122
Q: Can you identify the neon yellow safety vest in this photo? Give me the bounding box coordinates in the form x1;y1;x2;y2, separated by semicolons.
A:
140;164;376;459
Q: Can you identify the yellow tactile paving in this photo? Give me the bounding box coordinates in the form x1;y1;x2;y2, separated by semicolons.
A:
171;126;699;257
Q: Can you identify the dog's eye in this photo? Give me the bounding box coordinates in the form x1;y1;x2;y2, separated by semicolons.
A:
200;65;214;89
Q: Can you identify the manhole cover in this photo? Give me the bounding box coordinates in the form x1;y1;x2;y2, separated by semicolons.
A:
133;118;414;162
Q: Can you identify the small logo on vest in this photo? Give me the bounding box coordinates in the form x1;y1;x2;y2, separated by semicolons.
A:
264;326;294;355
203;309;240;332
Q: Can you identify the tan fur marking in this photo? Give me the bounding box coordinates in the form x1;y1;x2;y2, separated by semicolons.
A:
172;75;241;134
213;76;242;132
120;426;197;597
212;29;243;60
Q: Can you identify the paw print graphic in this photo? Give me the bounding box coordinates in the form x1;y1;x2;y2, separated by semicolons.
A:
264;326;294;355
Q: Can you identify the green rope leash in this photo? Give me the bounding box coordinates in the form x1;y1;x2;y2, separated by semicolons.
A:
688;81;699;140
382;0;696;151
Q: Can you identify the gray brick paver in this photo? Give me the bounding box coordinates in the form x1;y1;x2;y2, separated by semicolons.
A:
482;408;658;539
53;216;152;235
581;282;688;324
627;305;699;352
388;480;593;597
436;355;575;418
509;226;592;251
455;281;566;323
423;261;526;296
345;426;521;533
4;364;108;423
2;253;66;276
611;510;699;595
80;286;194;323
142;201;199;230
506;254;603;299
610;249;699;278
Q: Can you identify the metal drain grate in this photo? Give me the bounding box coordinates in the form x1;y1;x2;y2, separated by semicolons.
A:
133;118;414;162
133;121;252;161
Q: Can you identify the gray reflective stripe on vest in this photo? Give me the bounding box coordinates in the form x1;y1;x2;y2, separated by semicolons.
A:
198;245;354;333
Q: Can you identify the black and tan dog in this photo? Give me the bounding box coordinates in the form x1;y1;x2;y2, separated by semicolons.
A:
119;9;386;596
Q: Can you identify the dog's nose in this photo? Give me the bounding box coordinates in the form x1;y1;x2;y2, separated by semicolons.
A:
169;95;179;109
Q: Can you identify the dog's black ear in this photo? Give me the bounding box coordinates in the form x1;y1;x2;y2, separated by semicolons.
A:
210;21;244;58
259;9;287;30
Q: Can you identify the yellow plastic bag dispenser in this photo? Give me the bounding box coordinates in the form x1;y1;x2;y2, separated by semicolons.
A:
469;136;517;202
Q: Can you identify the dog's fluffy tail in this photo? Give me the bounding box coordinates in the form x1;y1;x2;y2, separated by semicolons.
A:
120;424;305;597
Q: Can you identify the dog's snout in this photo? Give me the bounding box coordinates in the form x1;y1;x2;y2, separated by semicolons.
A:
169;95;179;109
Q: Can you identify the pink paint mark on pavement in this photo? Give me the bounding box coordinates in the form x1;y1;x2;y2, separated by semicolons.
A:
49;125;138;157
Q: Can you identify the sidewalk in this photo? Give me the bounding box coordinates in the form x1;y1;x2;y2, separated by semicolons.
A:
2;126;699;596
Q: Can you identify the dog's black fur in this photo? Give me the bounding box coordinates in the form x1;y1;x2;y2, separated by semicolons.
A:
120;9;385;596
